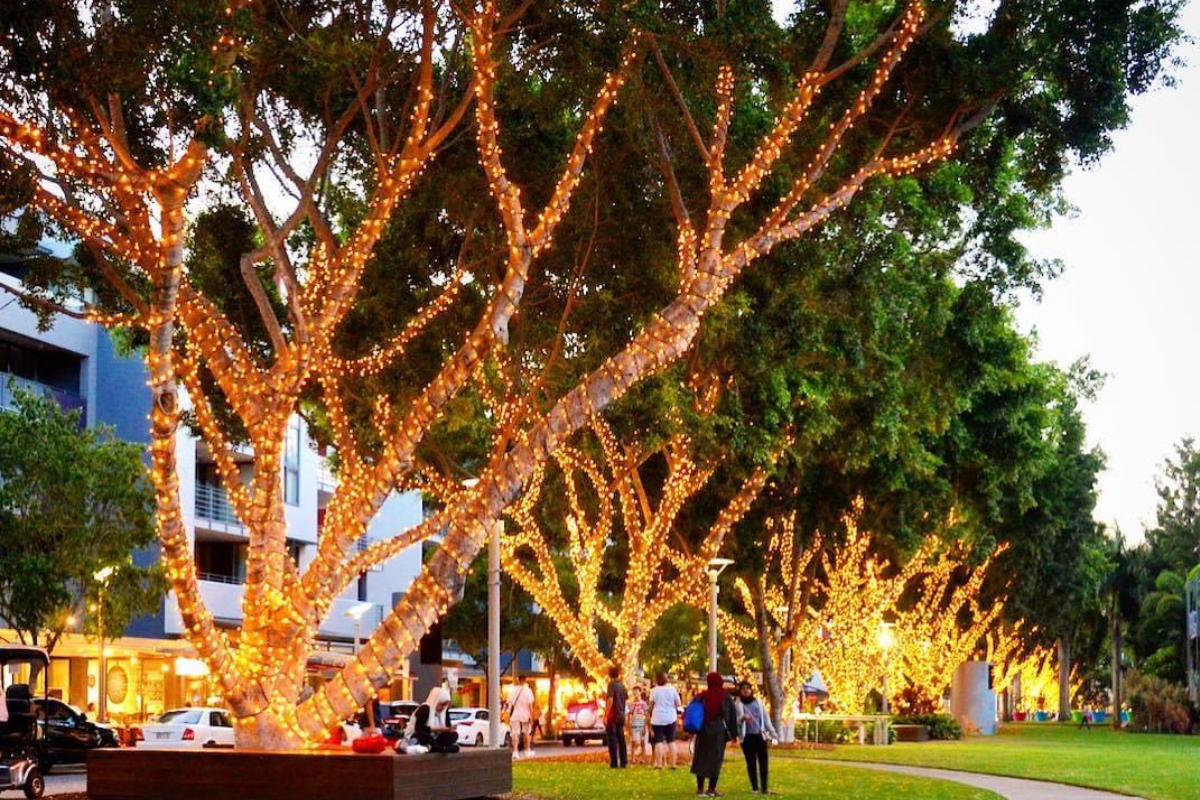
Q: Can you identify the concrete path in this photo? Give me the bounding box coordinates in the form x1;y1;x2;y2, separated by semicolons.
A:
819;760;1141;800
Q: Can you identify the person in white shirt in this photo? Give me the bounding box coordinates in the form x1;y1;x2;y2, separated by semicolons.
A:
505;676;536;759
646;672;682;769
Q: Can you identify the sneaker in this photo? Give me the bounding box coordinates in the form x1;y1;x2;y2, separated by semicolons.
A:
528;749;536;757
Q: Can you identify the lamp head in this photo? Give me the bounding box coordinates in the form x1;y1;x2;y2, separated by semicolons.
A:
94;566;115;583
344;601;375;621
877;622;896;651
706;557;734;578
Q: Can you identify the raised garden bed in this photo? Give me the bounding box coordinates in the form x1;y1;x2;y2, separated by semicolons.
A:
892;724;931;742
87;745;512;800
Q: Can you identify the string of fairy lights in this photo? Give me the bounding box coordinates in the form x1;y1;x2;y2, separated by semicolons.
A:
721;502;1015;718
502;417;774;684
0;0;983;747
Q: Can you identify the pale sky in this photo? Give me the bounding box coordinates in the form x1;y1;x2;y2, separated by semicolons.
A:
770;1;1200;540
1017;2;1200;541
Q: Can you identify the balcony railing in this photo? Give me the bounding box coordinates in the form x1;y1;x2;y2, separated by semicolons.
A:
198;571;244;585
194;482;243;527
0;371;86;425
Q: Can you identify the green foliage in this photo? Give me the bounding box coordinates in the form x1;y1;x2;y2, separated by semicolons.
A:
1145;439;1200;576
638;604;709;678
1122;438;1200;682
1124;670;1195;735
514;757;1000;800
994;365;1108;652
892;713;964;740
780;722;1200;800
439;544;563;666
0;391;162;652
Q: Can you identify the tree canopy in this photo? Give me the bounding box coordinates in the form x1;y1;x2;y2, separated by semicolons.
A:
0;391;161;652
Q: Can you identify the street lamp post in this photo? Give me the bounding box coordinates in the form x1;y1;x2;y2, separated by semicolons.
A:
706;558;734;674
465;478;502;749
93;566;115;723
488;518;502;748
344;601;375;655
344;601;376;730
877;622;896;715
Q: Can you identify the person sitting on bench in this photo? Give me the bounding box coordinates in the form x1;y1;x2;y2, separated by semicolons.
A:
404;686;459;753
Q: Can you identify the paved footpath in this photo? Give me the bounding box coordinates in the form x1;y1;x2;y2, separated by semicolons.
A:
819;761;1141;800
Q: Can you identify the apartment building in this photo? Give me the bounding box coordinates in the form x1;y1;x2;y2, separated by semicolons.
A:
1;249;431;724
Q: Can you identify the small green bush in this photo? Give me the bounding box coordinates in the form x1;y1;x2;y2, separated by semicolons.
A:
892;713;963;740
1125;670;1195;734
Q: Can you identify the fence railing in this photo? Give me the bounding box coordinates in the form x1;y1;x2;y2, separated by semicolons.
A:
194;482;243;527
198;571;244;585
0;371;86;424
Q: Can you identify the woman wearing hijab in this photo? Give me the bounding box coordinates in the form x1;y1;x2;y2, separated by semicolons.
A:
690;673;738;797
404;685;459;752
735;680;778;794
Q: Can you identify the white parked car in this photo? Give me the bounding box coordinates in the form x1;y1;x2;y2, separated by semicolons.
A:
139;708;236;748
449;708;511;747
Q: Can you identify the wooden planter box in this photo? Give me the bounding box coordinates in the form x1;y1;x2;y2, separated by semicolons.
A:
88;746;512;800
892;724;930;742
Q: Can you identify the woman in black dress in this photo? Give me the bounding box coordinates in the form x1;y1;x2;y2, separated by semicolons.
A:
690;673;738;797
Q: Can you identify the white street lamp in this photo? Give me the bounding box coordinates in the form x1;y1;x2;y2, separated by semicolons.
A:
706;558;734;674
463;477;502;748
344;600;378;732
878;622;896;714
343;601;375;654
93;566;116;722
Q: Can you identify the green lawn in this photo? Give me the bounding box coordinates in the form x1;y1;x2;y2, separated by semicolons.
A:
513;758;1001;800
780;723;1200;800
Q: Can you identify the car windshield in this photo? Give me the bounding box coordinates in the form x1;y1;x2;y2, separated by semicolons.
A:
447;711;471;724
156;710;203;725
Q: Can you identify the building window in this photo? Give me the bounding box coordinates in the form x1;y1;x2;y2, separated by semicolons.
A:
284;417;301;506
195;540;247;584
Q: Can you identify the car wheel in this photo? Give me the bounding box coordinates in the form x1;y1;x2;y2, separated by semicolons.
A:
24;768;45;799
475;733;484;747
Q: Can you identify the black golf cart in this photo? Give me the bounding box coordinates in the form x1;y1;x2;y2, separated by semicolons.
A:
0;646;47;798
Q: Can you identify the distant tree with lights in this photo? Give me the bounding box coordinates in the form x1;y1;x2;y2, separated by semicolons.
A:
724;503;1008;722
503;414;775;683
0;0;1182;748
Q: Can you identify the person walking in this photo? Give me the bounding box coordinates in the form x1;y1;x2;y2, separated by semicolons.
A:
735;681;777;794
647;671;682;769
605;664;629;768
627;685;649;764
506;676;536;760
691;672;738;797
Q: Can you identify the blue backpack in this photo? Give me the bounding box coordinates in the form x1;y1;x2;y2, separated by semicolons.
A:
682;696;706;734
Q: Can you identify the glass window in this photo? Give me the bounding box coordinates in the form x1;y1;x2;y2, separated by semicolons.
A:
284;418;301;506
157;709;203;725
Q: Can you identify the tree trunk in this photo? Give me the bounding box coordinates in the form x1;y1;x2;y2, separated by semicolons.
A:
547;652;558;738
751;582;785;734
1111;613;1122;729
1057;637;1071;722
234;710;307;749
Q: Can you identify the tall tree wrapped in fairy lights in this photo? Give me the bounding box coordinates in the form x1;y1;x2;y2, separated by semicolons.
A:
503;413;776;684
0;0;1179;748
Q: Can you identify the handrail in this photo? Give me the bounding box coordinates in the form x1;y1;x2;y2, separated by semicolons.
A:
194;482;243;527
